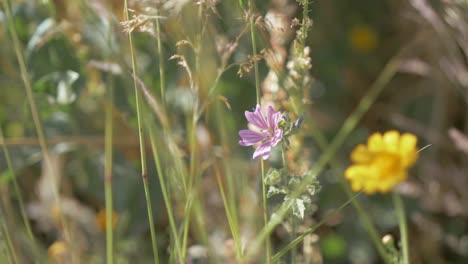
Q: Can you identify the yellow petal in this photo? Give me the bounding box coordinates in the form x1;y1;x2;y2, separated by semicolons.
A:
350;144;372;163
400;133;417;152
345;165;371;180
383;130;400;152
363;182;377;194
368;132;384;152
399;133;418;166
345;166;359;179
351;181;362;192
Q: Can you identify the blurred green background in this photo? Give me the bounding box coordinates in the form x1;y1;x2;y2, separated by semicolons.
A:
1;0;468;263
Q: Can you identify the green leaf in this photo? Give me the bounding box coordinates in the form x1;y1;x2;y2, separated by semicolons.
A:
265;168;281;185
284;196;311;220
267;186;287;198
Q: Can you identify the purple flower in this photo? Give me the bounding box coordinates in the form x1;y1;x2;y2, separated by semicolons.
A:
239;104;284;160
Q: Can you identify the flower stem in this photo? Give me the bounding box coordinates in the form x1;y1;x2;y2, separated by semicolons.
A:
124;1;159;262
260;160;271;263
393;192;410;264
104;74;114;264
281;143;296;263
249;1;261;105
244;0;271;261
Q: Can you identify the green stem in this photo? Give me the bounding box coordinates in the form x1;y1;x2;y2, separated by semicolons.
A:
155;9;166;107
214;101;243;261
147;124;184;263
181;116;197;261
260;160;271;263
214;164;244;262
104;76;114;264
393;192;409;264
124;1;159;263
281;143;296;263
0;206;18;264
301;0;309;45
249;1;261;104
0;126;40;261
245;0;271;261
290;217;297;263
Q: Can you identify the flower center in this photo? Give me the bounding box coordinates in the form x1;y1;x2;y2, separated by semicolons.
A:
372;152;401;176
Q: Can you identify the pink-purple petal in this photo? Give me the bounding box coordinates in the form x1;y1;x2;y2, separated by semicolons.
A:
239;104;285;160
270;128;283;147
266;105;276;130
245;105;269;130
253;141;272;160
239;129;267;146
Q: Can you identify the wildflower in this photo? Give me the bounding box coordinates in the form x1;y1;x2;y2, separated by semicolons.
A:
48;241;68;262
349;24;378;53
239;104;284;160
96;209;119;232
345;131;418;194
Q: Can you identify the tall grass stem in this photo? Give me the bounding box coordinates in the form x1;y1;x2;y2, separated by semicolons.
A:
104;75;114;264
0;205;18;264
0;126;40;261
124;0;160;262
147;124;184;263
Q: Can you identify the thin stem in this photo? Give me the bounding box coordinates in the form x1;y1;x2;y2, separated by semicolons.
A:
249;1;261;104
245;0;271;261
290;216;297;263
214;101;243;261
1;0;73;259
260;160;271;263
147;124;184;263
281;143;296;263
155;8;166;107
0;205;18;264
104;0;116;262
0;126;40;260
104;75;114;264
301;0;309;45
181;117;197;261
181;2;208;261
393;192;410;264
214;163;244;262
124;1;159;263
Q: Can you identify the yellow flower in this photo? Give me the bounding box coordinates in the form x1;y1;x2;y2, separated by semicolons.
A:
349;24;378;53
96;209;119;232
345;131;418;194
48;241;68;262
